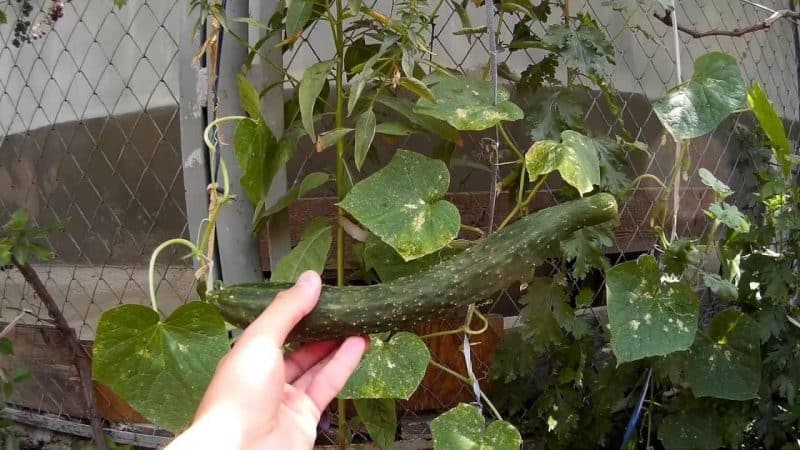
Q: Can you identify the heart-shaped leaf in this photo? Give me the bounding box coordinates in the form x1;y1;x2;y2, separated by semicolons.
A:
606;255;700;363
354;399;397;450
525;130;601;196
340;150;460;261
414;77;523;131
271;218;332;283
431;403;522;450
340;332;430;399
685;310;761;400
92;302;229;433
653;52;746;140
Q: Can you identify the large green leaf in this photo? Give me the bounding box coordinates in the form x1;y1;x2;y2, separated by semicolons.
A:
708;202;750;234
524;88;586;142
525;130;601;196
748;83;793;179
271;219;332;283
685;310;761;400
354;399;397;450
354;109;377;170
92;303;229;433
340;150;460;261
234;118;278;205
653;52;746;140
299;60;335;141
340;332;430;399
430;403;522;450
606;255;699;363
658;410;724;450
363;235;461;282
285;0;314;38
376;95;462;145
413;77;523;131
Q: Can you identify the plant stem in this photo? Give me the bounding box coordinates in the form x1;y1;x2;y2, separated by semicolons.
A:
429;360;503;421
148;239;198;313
332;0;348;447
497;175;548;230
498;123;525;160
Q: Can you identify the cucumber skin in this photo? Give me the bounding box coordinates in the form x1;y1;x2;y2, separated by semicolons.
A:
207;193;618;343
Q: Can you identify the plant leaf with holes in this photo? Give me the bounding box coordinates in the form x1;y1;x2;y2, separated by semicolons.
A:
748;83;794;180
685;310;761;400
299;60;335;141
431;403;522;450
354;399;396;450
653;52;746;139
340;332;430;399
92;302;229;433
542;14;614;76
413;77;523;131
606;255;699;363
339;150;460;261
525;130;601;196
271;219;332;283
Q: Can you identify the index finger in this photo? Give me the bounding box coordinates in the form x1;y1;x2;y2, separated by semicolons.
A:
236;270;322;348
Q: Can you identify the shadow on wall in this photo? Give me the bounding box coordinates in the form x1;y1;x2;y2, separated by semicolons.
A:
0;106;188;265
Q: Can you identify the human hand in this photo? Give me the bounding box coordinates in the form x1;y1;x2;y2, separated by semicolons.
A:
167;271;369;450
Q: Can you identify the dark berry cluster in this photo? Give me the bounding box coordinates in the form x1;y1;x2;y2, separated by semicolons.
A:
10;0;70;48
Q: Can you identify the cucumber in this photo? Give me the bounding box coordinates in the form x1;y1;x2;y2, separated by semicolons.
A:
207;193;618;342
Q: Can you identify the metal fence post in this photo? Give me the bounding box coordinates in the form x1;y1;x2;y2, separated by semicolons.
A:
178;0;210;273
214;0;264;284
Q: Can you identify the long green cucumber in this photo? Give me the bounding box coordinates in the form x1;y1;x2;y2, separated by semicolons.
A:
207;193;618;342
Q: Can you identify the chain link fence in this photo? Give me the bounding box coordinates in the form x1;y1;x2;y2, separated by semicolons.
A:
0;0;797;447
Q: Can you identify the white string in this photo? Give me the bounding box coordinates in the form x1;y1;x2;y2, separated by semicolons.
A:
462;335;484;411
671;0;682;241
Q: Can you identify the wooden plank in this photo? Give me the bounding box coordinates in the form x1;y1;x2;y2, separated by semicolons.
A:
259;187;711;270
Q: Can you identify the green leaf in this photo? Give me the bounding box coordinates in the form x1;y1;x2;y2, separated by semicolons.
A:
698;168;733;199
363;235;460;282
234;119;278;204
256;172;330;228
685;310;761;400
340;150;460;261
594;136;635;196
560;223;614;279
271;219;332;283
653;52;747;140
348;0;363;13
112;0;127;10
414;77;523;131
0;10;7;26
398;77;436;102
662;238;702;276
376;95;462;145
0;338;12;355
354;109;377;170
524;88;585;141
340;332;430;399
299;60;335;141
606;255;700;363
431;403;522;450
525;130;601;196
237;73;262;121
92;302;229;433
375;122;416;136
0;241;11;265
542;15;614;76
702;273;738;301
708;203;750;233
315;128;354;152
353;399;396;450
285;0;314;37
748;83;793;179
659;411;724;450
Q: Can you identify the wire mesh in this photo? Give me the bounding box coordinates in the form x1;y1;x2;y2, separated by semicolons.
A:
0;0;797;446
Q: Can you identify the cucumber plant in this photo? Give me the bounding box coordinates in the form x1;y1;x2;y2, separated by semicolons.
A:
88;1;800;449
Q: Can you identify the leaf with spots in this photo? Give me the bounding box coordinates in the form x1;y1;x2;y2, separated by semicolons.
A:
430;403;522;450
685;310;761;400
413;77;523;131
606;255;700;363
525;130;601;196
339;150;461;261
653;52;746;140
340;332;430;399
92;302;229;433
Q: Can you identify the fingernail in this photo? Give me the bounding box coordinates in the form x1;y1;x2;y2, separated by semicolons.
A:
297;270;319;286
